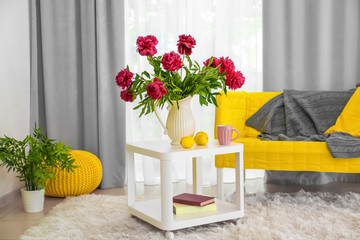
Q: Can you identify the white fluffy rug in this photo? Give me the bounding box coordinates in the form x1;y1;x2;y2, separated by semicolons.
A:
21;191;360;240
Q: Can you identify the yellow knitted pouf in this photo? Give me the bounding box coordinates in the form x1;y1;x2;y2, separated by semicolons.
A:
46;150;103;197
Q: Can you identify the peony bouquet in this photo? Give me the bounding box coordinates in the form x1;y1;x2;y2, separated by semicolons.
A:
115;34;245;116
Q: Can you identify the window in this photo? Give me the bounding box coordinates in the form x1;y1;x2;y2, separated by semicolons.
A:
125;0;263;184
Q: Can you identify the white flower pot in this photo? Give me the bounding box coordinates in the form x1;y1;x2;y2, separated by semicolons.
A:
21;188;45;213
155;96;196;145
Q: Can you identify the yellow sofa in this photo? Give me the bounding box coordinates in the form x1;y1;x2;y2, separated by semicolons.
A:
214;91;360;196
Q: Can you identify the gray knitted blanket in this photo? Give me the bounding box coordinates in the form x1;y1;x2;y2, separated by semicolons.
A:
246;89;360;158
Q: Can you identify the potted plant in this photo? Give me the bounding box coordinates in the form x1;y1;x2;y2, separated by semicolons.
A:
115;34;246;144
0;125;77;213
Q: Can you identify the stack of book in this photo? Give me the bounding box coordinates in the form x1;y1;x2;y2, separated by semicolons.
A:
172;193;216;215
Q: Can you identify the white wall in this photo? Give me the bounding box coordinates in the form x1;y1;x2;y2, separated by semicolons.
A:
0;0;30;198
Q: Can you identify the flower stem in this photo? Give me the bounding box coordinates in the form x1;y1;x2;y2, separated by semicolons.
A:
180;54;185;81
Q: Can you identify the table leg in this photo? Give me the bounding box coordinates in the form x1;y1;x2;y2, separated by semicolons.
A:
192;157;203;195
165;231;175;240
235;152;244;212
161;159;173;230
126;150;135;206
217;168;224;199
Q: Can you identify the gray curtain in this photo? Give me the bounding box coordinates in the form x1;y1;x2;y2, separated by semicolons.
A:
29;0;126;188
263;0;360;185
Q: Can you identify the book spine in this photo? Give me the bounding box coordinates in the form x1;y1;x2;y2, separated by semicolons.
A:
173;199;202;206
173;204;217;215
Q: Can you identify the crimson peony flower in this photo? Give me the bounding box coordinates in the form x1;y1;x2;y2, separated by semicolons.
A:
120;89;136;102
177;34;196;55
154;78;167;95
219;57;235;74
203;57;221;68
162;51;182;72
225;71;245;90
136;35;159;57
147;78;167;99
115;69;133;89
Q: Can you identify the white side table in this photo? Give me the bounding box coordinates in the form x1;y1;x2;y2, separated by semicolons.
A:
126;140;244;238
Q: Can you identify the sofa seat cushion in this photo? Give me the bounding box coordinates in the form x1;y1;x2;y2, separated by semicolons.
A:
215;137;360;173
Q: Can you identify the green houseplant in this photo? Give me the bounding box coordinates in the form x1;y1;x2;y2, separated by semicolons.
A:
0;125;77;212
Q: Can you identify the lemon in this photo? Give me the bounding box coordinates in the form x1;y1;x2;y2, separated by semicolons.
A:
194;131;209;145
180;136;195;148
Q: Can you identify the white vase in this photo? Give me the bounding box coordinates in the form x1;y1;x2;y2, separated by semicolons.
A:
155;96;196;145
21;187;45;213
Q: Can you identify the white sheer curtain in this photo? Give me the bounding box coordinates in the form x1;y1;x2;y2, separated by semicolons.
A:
125;0;263;186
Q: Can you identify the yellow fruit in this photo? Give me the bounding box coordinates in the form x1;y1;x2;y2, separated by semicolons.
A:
194;131;209;145
180;136;195;148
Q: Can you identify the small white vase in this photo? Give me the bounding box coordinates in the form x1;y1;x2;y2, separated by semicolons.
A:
21;187;45;213
155;96;196;145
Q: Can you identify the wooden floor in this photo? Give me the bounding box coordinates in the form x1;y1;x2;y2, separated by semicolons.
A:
0;179;359;240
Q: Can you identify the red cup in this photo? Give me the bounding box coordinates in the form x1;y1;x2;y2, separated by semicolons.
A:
217;125;239;145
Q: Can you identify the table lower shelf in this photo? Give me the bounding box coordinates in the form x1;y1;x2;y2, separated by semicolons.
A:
128;198;244;231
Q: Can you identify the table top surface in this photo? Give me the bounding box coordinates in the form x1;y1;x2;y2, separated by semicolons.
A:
126;139;243;159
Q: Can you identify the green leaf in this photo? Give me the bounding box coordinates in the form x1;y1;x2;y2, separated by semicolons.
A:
199;95;208;106
186;55;193;69
194;60;201;71
207;57;214;67
133;103;144;110
139;106;146;117
143;71;151;79
210;95;218;107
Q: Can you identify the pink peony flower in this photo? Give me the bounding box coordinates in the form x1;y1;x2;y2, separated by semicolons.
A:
154;78;167;95
219;57;235;74
177;34;196;55
225;71;245;90
147;78;167;99
136;35;159;57
115;69;133;89
203;57;221;68
120;89;136;102
162;51;182;72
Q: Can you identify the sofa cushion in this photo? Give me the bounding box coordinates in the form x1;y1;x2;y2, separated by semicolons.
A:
215;91;280;138
325;87;360;138
215;91;247;138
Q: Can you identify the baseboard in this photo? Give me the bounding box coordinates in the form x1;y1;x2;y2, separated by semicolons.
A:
0;188;21;210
